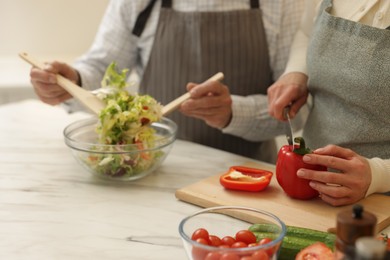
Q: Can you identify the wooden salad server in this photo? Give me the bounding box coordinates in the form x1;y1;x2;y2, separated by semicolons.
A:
19;52;105;115
161;72;224;116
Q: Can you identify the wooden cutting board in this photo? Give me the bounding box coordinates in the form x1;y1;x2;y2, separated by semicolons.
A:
175;161;390;233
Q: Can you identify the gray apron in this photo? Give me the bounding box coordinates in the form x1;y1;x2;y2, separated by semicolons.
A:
136;0;272;159
304;0;390;158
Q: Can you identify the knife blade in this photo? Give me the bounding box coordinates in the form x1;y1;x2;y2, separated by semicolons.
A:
283;106;294;146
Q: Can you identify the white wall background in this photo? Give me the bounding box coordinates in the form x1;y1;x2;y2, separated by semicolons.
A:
0;0;109;104
0;0;109;58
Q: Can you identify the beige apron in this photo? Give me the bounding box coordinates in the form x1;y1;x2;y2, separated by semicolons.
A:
304;0;390;158
136;0;273;160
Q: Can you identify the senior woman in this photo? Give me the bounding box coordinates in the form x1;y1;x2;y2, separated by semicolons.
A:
267;0;390;206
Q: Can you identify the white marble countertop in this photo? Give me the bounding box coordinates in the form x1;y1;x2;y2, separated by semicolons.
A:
1;100;388;260
0;100;267;260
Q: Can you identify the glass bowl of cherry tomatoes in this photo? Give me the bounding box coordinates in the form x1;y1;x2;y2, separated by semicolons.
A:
178;206;286;260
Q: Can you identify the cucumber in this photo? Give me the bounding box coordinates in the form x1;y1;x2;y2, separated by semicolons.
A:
252;232;317;260
286;226;336;248
249;223;336;260
249;223;335;246
252;231;279;241
249;223;281;234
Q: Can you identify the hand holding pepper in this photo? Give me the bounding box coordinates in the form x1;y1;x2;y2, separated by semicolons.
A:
297;144;372;207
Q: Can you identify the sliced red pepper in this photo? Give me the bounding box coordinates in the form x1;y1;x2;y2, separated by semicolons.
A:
219;166;273;192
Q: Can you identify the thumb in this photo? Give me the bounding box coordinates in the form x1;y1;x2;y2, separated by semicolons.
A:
186;82;197;91
49;61;79;84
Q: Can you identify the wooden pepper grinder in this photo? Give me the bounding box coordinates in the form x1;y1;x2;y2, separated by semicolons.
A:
336;204;377;260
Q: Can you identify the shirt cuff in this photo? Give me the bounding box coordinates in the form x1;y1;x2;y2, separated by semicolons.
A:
222;95;258;135
73;64;99;91
365;157;390;196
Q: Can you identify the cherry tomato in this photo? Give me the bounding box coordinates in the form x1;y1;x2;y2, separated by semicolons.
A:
204;252;222;260
235;230;257;245
258;238;272;245
220;252;240;260
192;228;210;241
192;238;210;260
221;236;236;247
240;257;255;260
258;238;274;256
251;250;270;260
209;235;223;247
195;238;209;245
231;241;248;248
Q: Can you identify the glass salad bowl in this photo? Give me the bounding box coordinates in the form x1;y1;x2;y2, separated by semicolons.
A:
179;206;286;260
64;117;177;181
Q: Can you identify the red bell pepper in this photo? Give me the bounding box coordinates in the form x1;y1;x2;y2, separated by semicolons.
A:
220;166;273;192
276;137;327;200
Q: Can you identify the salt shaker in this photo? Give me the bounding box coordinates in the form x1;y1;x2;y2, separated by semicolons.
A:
355;236;386;260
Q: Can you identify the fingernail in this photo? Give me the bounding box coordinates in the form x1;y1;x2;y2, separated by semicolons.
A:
190;89;196;96
309;182;316;188
297;169;305;177
314;148;324;153
303;155;311;162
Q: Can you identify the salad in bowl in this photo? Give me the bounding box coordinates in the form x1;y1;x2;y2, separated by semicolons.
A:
64;63;177;181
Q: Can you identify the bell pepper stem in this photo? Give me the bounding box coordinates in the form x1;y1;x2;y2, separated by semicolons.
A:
293;137;313;155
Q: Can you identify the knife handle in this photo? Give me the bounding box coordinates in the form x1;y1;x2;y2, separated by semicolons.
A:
283;105;291;120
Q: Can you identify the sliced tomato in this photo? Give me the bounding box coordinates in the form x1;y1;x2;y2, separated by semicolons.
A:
295;242;334;260
219;166;273;192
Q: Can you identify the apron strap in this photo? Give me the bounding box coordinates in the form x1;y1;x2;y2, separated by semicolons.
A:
250;0;260;9
161;0;172;8
132;0;158;37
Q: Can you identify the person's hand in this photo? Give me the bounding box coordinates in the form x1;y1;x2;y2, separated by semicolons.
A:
297;145;371;206
30;61;80;105
267;72;308;121
180;80;232;129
